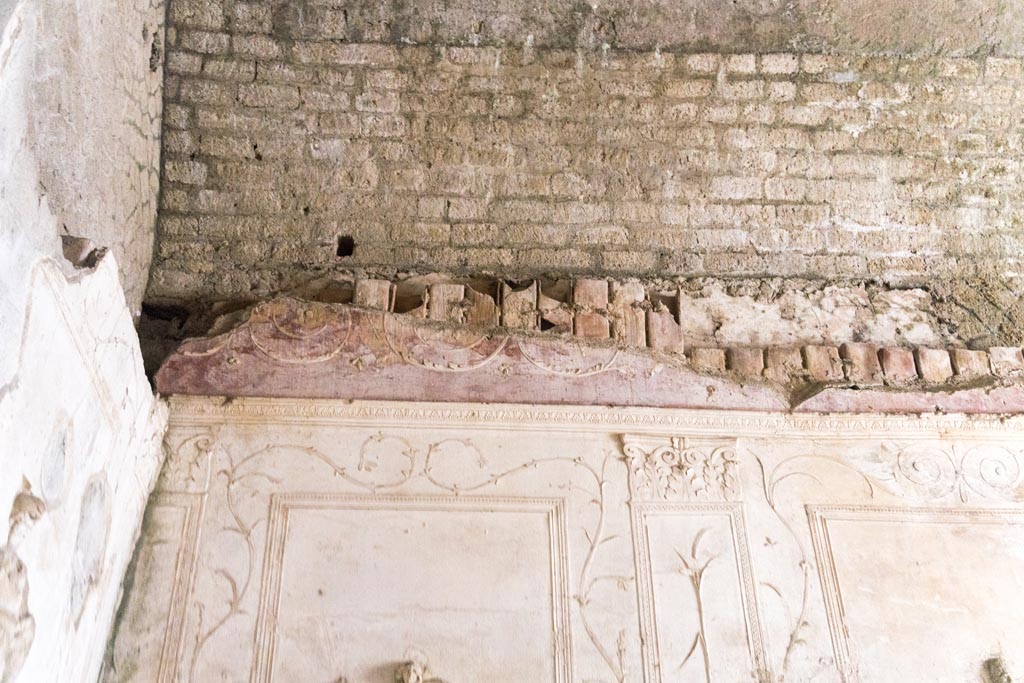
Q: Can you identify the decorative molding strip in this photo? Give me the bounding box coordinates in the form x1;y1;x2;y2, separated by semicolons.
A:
156;298;1024;415
153;493;206;683
165;396;1024;439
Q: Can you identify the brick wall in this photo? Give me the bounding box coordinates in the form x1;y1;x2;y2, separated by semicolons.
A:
151;29;1024;304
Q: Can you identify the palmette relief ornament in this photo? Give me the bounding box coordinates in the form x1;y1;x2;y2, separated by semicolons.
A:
0;479;45;683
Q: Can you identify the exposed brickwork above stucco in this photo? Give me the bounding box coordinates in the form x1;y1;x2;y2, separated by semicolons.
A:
149;1;1024;346
166;0;1024;56
155;294;1024;414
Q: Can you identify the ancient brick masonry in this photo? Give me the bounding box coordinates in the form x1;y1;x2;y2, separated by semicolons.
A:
152;30;1024;303
345;274;1024;389
156;275;1024;414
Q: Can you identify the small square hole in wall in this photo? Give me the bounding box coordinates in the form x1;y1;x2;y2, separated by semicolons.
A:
336;235;355;258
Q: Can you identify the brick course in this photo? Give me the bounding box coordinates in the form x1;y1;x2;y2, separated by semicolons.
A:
150;35;1024;309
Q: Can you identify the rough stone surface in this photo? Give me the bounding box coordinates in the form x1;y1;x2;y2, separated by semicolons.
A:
158;0;1024;55
646;309;685;355
727;347;764;378
951;348;991;378
353;278;392;309
916;347;954;383
109;398;1024;682
609;281;647;346
765;347;804;384
688;348;727;374
804;344;843;382
989;346;1024;377
879;347;918;385
840;342;883;386
148;30;1024;344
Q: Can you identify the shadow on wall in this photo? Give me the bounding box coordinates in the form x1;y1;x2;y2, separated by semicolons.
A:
0;0;17;41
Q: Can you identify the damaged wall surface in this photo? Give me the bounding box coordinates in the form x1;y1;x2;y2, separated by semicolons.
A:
148;15;1024;343
154;293;1024;414
0;0;166;680
0;256;166;683
165;0;1024;55
0;0;164;318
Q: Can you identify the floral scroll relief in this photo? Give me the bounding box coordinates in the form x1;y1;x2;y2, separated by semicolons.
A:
158;433;215;493
860;442;1024;503
622;436;739;501
185;435;633;683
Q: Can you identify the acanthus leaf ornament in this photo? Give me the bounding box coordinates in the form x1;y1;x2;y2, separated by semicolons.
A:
622;435;739;501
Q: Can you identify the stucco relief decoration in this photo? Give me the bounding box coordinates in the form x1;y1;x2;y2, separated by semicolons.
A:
247;300;353;364
0;480;45;683
158;298;810;411
178;298;627;378
858;443;1024;502
382;311;513;373
176;431;632;683
394;650;447;683
622;436;738;501
158;434;216;492
672;529;719;681
107;401;1024;681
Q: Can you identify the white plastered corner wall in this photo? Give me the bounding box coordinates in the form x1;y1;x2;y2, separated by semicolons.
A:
0;255;167;682
0;0;167;679
109;397;1024;683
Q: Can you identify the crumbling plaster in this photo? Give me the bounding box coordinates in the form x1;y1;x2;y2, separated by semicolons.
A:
148;6;1024;345
1;0;164;320
0;0;167;680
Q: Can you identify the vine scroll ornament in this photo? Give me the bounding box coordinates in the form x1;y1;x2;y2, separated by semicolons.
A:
186;435;632;683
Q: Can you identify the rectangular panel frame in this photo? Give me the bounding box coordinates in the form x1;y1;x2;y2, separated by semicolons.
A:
807;504;1024;682
251;493;573;683
631;501;767;682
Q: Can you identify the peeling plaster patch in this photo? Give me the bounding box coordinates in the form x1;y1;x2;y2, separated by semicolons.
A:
70;475;110;626
677;281;946;347
39;416;69;506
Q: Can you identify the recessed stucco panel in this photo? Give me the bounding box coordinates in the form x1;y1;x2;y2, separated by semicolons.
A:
0;0;166;676
0;256;167;683
107;399;1024;682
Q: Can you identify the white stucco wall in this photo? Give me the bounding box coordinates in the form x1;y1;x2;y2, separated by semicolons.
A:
0;0;167;680
109;398;1024;683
